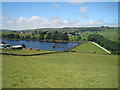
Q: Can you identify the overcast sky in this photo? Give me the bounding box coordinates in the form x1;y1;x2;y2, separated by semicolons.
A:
1;2;118;30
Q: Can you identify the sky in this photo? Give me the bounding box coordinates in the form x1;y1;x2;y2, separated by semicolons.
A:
1;2;118;30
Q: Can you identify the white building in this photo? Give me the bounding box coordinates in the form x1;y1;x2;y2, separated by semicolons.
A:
11;45;23;49
0;41;11;49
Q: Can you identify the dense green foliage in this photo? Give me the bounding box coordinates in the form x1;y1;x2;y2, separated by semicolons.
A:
88;34;119;54
46;31;69;41
22;44;26;48
2;31;70;42
2;34;20;39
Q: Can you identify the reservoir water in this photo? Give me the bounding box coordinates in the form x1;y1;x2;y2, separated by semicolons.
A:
1;39;82;51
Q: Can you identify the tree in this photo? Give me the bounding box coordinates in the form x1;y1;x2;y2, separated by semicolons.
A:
20;36;24;40
34;31;38;34
6;34;15;38
22;44;26;48
69;32;75;36
87;34;119;54
32;37;37;40
39;35;44;40
15;35;20;39
60;32;68;41
46;33;52;40
25;35;31;39
51;31;60;40
101;26;105;28
77;36;81;41
38;31;41;34
41;31;47;35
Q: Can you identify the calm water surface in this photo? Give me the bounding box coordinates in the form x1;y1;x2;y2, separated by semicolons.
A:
1;39;82;51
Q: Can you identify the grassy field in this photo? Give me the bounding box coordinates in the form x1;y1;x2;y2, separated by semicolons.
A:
1;49;55;55
97;30;118;42
1;37;118;88
68;29;118;42
78;30;118;42
71;42;109;54
2;51;118;88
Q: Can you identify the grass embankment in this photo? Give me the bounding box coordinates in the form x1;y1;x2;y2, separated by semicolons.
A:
1;49;56;55
2;53;118;88
71;42;109;54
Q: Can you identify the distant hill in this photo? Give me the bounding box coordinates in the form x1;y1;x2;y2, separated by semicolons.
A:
1;27;117;33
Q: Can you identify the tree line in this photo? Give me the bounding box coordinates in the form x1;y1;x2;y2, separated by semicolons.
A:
2;31;83;42
2;31;75;42
88;34;119;54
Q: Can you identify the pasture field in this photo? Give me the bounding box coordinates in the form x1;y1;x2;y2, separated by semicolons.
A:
79;30;118;42
2;51;118;88
68;29;118;42
71;42;109;54
97;30;118;42
1;33;118;88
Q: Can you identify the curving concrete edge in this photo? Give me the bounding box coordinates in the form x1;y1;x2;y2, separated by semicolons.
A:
91;42;111;54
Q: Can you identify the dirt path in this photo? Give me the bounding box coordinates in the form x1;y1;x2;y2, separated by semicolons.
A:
91;42;111;54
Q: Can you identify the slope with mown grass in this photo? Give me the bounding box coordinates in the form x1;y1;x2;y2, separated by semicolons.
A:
71;42;109;54
1;49;56;55
2;52;118;88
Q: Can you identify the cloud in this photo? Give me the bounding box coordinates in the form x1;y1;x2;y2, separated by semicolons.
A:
52;3;63;9
35;9;41;13
0;15;3;20
0;15;2;29
79;7;89;18
80;6;89;14
80;15;89;19
104;5;114;9
1;0;119;2
23;9;28;12
67;2;85;4
88;19;104;25
2;16;117;30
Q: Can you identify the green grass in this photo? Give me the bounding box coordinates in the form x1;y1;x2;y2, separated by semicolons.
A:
97;30;118;42
1;33;118;88
1;49;55;55
2;53;118;88
69;36;80;41
71;42;109;54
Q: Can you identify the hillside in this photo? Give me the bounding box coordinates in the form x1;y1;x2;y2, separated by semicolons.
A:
2;42;118;88
2;52;118;88
1;27;118;42
71;42;109;54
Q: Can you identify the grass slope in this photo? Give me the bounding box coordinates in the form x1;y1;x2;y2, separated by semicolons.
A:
71;42;108;54
97;30;118;42
2;52;118;88
1;49;55;55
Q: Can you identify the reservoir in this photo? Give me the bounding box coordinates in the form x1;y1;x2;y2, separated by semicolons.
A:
1;39;82;51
